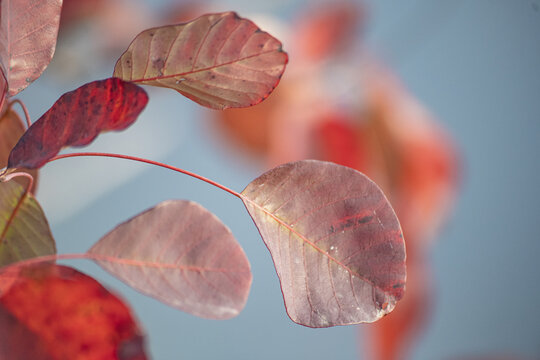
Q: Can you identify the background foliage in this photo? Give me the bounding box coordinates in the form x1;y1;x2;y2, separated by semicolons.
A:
9;0;540;359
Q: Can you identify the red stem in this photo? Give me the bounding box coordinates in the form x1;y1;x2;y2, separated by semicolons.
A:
0;253;89;273
8;99;31;128
48;152;242;199
0;252;140;273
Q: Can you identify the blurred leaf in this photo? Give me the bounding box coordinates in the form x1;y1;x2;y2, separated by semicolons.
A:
241;160;406;328
0;0;62;96
0;305;53;360
113;12;288;110
7;78;148;170
0;180;55;267
363;247;431;360
313;112;369;170
294;1;364;61
316;68;459;244
311;67;458;360
160;1;206;26
0;68;6;112
0;263;147;360
60;0;105;28
0;108;38;193
89;200;252;320
219;84;281;156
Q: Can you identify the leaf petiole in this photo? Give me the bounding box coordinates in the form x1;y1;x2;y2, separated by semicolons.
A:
47;152;242;199
8;99;32;128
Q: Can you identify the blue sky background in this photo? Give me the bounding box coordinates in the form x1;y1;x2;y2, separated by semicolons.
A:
15;1;540;359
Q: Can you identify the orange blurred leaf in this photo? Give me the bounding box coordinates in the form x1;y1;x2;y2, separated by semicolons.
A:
294;1;364;61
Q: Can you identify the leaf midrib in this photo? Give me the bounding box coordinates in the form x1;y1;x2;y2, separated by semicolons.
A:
242;196;391;294
91;254;250;274
127;48;282;83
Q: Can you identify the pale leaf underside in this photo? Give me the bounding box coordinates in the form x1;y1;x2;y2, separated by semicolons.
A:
0;180;55;267
114;11;288;110
0;0;62;96
89;200;252;320
241;160;406;328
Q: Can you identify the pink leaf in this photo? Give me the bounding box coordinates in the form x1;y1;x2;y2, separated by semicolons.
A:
113;12;288;110
89;200;252;320
7;77;148;170
241;160;406;327
0;0;62;96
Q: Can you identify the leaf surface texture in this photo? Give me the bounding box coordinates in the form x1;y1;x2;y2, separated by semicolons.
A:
0;180;55;267
7;78;148;169
0;0;62;95
114;12;287;109
241;160;406;327
90;200;252;320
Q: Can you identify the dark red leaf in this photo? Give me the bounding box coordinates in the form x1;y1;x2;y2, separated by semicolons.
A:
0;263;147;360
241;160;406;327
89;200;252;320
113;12;288;110
0;0;62;96
7;78;148;170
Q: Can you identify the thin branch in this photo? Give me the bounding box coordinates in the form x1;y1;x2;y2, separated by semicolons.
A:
48;152;243;199
8;99;31;128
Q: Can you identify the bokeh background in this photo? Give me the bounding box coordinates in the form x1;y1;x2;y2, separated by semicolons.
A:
13;0;540;359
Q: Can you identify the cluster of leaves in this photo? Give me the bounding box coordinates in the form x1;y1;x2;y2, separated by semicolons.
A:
214;2;458;360
0;1;406;358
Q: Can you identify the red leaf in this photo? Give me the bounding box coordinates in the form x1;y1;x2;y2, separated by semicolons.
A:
0;0;62;96
89;200;252;320
0;108;39;192
0;263;147;360
241;160;406;327
363;246;431;360
0;305;52;360
7;78;148;170
113;12;288;110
